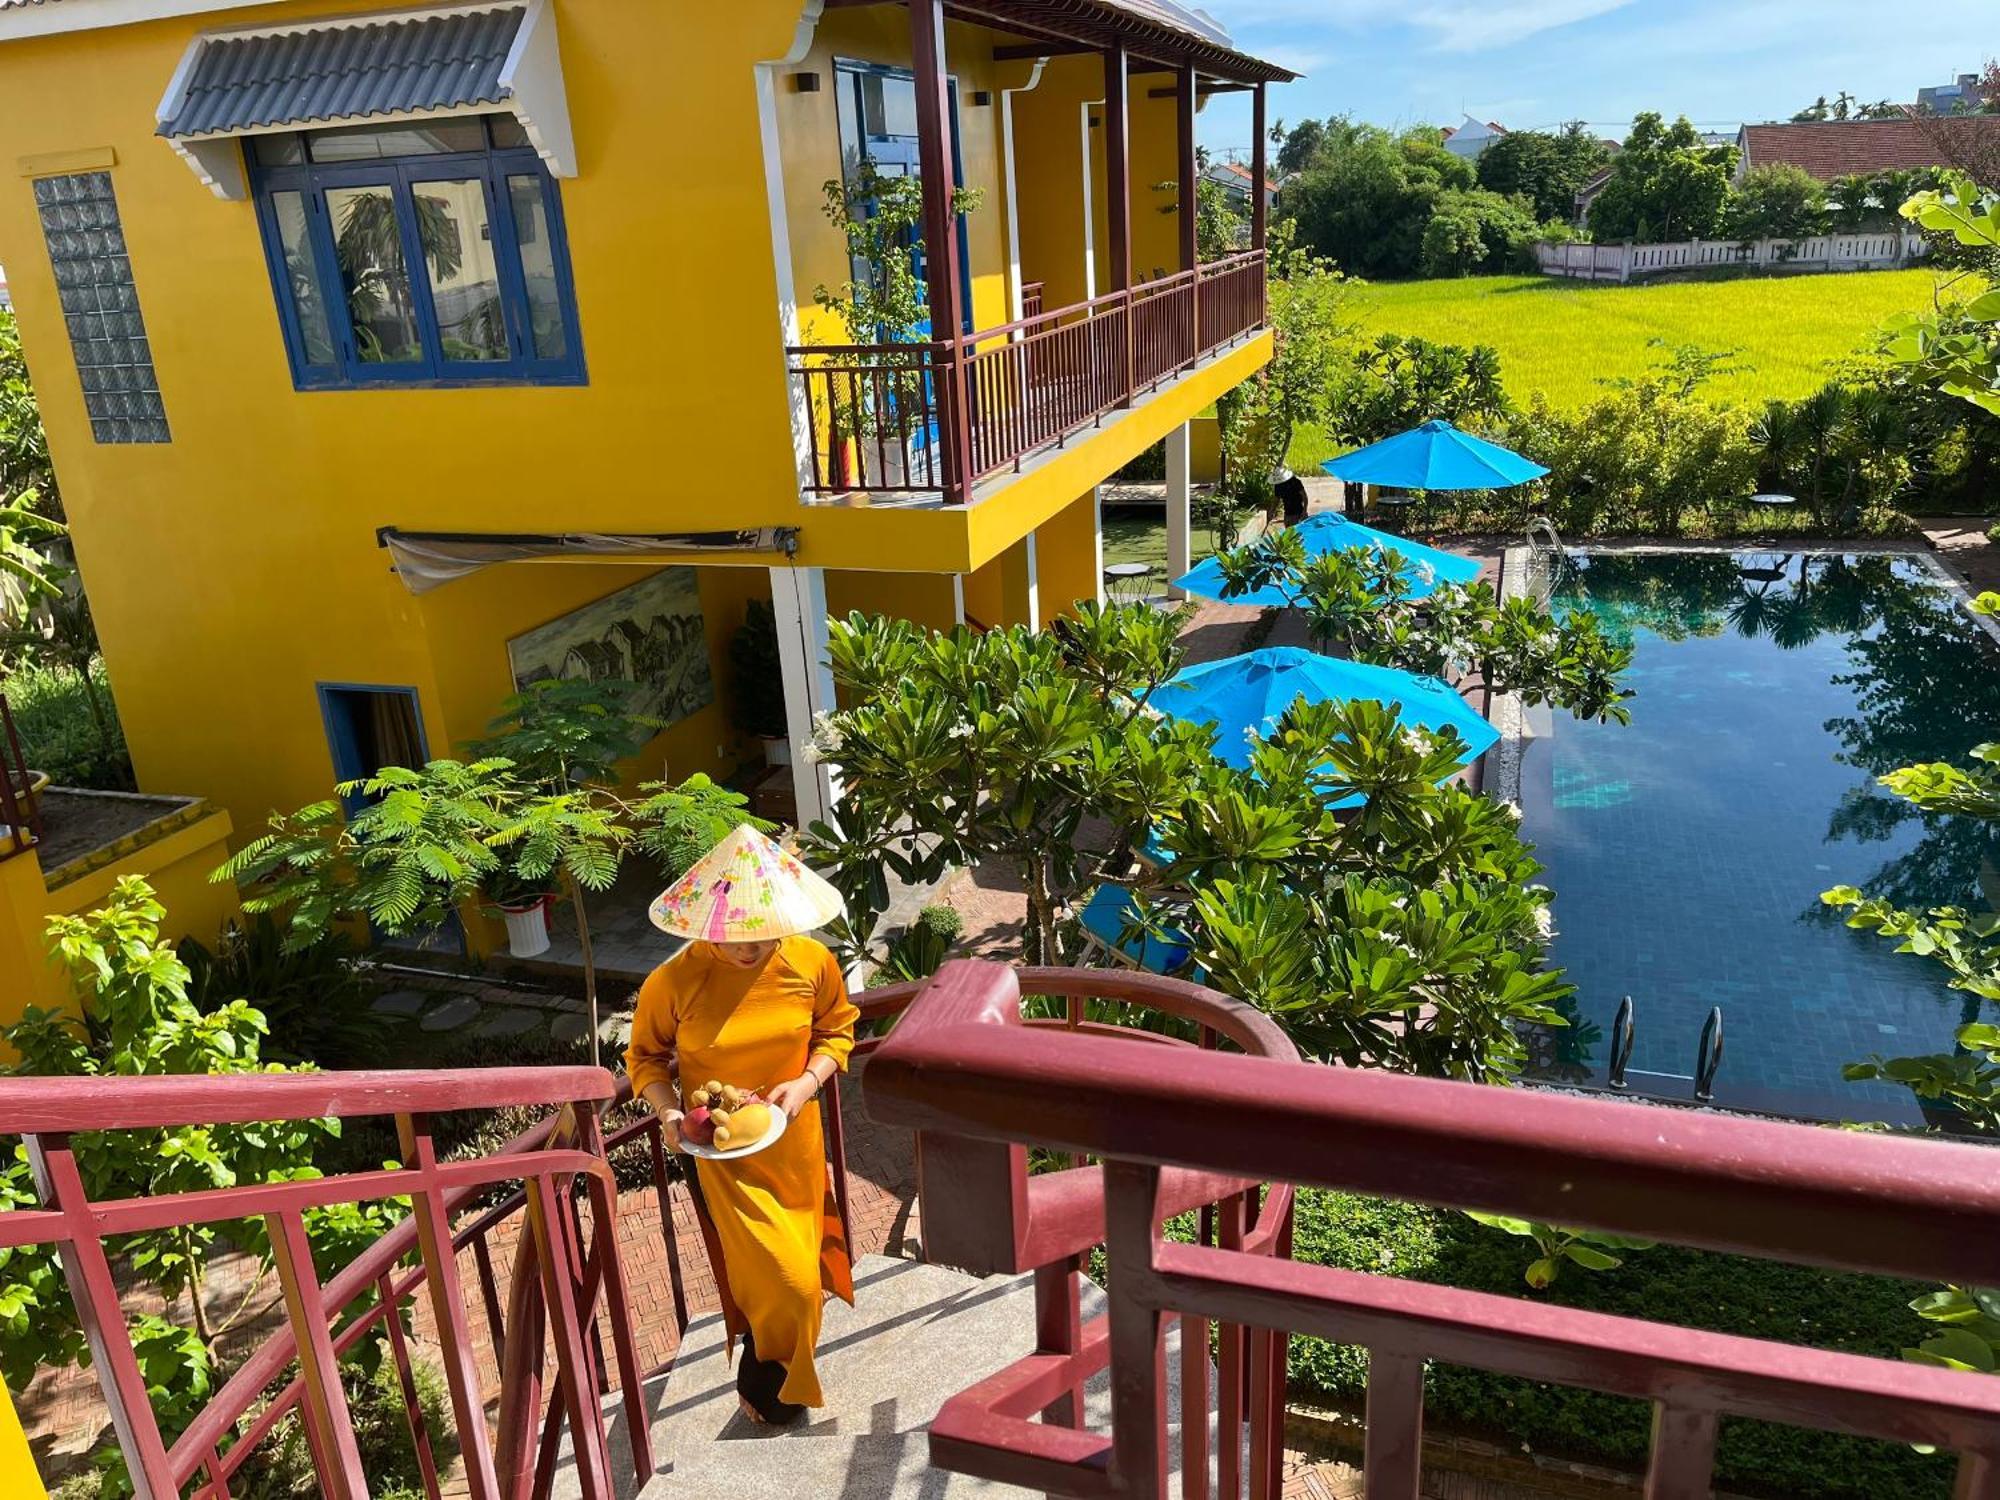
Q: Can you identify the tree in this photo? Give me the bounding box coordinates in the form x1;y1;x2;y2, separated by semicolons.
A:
1476;126;1611;224
1724;163;1830;240
0;311;56;520
1587;113;1736;242
220;683;760;1065
1280;123;1475;277
1209;538;1634;724
1326;332;1508;447
1273;116;1328;176
1752;383;1911;531
1884;173;2000;415
0;878;399;1493
1419;188;1542;276
1793;96;1831;123
1214;223;1358;489
805;602;1604;1081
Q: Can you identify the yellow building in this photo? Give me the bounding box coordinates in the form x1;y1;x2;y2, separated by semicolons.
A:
0;0;1283;956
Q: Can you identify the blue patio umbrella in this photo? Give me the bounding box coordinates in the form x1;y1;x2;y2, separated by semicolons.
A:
1323;419;1548;491
1148;645;1498;774
1078;883;1197;976
1171;512;1481;607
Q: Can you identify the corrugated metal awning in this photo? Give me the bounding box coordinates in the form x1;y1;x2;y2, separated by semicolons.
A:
158;7;524;139
154;0;575;200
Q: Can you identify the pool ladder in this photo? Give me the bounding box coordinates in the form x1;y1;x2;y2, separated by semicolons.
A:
1606;996;1725;1104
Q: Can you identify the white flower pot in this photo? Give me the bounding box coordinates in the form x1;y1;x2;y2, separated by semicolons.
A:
500;900;551;959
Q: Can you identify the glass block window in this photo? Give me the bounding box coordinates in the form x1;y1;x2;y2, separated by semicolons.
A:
33;171;170;444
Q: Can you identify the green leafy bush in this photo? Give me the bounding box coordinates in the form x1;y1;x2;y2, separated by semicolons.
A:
1288;1190;1954;1497
178;915;387;1067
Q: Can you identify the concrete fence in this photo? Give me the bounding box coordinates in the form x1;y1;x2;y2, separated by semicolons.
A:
1534;230;1928;283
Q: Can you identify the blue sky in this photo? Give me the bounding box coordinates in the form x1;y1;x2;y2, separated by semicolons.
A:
1196;0;1992;154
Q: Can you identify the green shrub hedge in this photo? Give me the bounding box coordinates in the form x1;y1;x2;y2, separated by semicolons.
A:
1288;1191;1955;1498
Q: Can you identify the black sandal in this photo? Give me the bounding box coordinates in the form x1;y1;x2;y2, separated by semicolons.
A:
735;1330;807;1427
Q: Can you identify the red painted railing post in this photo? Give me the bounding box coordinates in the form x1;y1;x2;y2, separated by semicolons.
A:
527;1171;613;1500
24;1134;181;1500
267;1209;367;1499
1103;1158;1170;1500
378;1272;444;1500
1364;1351;1424;1499
576;1105;655;1484
1032;1257;1085;1427
397;1112;504;1500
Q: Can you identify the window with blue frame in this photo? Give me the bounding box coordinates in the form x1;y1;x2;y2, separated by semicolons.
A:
249;114;585;388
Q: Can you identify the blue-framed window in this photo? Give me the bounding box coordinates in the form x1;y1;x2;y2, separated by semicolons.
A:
249;114;585;389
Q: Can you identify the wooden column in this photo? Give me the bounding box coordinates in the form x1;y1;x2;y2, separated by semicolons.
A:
910;0;974;502
1175;66;1198;270
1175;65;1199;361
1250;81;1269;252
1102;44;1133;405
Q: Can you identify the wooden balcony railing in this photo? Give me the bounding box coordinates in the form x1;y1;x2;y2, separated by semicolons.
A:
0;691;41;862
0;1067;708;1500
789;249;1267;505
867;959;2000;1500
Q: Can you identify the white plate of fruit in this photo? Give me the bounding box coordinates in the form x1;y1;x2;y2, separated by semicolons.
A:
677;1081;787;1160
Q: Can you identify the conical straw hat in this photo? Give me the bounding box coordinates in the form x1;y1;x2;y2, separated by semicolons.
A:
648;823;846;942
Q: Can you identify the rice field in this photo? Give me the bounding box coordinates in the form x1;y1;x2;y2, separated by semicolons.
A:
1353;268;1953;408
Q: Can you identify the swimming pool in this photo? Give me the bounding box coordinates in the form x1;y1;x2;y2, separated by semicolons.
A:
1514;548;2000;1122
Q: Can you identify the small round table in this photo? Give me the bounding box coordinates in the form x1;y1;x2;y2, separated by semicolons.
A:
1103;561;1157;603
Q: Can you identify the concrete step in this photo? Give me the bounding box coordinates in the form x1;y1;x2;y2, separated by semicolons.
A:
550;1253;1212;1500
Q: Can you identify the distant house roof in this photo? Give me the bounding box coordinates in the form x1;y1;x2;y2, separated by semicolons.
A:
1736;117;2000;179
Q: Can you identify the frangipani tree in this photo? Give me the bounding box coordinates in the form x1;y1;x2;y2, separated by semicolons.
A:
1211;531;1636;724
1887;172;2000;415
807;601;1609;1082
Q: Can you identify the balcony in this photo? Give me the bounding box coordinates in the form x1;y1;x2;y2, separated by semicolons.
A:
11;959;2000;1500
788;250;1268;506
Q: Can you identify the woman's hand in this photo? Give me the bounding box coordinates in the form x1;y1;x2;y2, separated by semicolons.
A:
765;1073;821;1120
658;1110;685;1153
641;1084;685;1152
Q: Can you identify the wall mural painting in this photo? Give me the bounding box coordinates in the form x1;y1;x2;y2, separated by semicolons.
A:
507;568;715;727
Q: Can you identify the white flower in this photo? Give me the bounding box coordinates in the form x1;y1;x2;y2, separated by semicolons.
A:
1416;562;1436;586
947;721;975;740
800;741;823;766
1500;800;1523;824
1532;906;1555;941
1400;727;1433;754
808;710;845;754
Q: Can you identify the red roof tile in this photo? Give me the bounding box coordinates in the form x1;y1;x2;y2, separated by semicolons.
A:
1739;117;2000;179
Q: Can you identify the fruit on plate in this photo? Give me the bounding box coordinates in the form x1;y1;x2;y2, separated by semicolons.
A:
711;1100;774;1151
680;1106;716;1147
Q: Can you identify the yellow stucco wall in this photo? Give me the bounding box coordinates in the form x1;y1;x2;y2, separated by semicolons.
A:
1035;489;1102;619
0;0;1266;853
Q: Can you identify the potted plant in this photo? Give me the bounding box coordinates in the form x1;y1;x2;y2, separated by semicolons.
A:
730;600;791;766
482;859;556;959
811;161;983;491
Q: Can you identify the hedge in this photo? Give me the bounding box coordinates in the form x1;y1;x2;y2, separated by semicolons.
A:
1287;1190;1955;1498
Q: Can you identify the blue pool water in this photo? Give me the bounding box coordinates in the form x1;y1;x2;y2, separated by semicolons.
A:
1519;550;2000;1121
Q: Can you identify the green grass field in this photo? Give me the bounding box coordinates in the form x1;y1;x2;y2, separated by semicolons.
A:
1284;267;1956;472
1356;268;1949;407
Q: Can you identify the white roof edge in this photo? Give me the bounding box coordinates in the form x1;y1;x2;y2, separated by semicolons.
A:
0;0;275;41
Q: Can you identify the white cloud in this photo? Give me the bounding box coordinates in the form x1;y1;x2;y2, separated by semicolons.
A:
1409;0;1636;53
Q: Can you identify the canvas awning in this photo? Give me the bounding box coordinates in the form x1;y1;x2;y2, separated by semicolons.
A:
155;0;574;199
378;526;800;594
